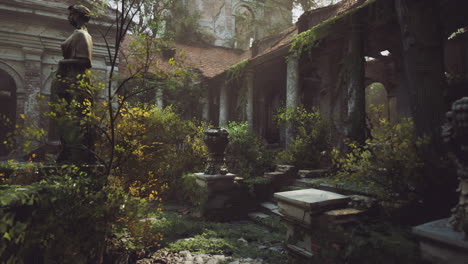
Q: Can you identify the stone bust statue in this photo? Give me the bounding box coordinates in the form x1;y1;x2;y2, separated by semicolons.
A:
59;5;93;71
51;5;95;164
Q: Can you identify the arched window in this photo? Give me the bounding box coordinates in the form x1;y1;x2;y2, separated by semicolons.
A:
0;69;17;156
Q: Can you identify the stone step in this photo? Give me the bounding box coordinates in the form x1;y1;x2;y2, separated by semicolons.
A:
293;179;315;188
276;164;295;173
260;201;283;217
300;178;377;198
248;211;270;220
285;244;314;260
263;171;295;192
298;169;327;178
324;208;365;225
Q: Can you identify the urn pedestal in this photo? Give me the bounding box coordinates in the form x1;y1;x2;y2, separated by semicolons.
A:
413;218;468;264
194;128;244;220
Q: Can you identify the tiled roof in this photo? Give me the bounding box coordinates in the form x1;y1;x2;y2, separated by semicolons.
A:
119;36;250;79
169;43;250;78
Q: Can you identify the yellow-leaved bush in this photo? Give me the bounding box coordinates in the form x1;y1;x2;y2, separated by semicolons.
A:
331;116;428;201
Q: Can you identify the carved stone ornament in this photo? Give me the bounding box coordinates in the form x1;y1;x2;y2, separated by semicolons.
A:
442;97;468;236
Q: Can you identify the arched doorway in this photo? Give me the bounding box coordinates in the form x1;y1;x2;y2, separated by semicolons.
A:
365;82;389;133
0;69;17;156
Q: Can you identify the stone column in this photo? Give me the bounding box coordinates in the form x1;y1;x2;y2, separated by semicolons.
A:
219;82;228;127
286;56;300;147
345;14;366;144
23;48;43;128
245;69;254;131
155;86;163;108
201;97;210;121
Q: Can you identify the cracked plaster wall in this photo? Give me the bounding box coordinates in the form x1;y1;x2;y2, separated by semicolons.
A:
188;0;291;49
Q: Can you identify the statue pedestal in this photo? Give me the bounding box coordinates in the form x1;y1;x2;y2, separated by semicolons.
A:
194;173;241;220
413;218;468;264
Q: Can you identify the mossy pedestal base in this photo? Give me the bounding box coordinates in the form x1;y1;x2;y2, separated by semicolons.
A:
194;173;244;220
413;218;468;264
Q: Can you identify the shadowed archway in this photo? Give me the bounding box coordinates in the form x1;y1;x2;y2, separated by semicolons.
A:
0;69;17;156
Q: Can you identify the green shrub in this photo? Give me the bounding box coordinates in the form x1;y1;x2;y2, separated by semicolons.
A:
0;168;126;263
109;104;208;198
0;161;39;185
331;117;431;201
166;231;235;254
0;165;162;263
178;173;208;207
343;223;422;264
151;212;289;263
226;121;274;179
275;106;331;169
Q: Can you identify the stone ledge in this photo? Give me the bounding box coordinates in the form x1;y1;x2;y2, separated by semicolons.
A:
274;188;350;212
413;218;468;264
413;218;468;250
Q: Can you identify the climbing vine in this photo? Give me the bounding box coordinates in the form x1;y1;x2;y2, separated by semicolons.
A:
289;0;376;57
226;59;249;83
225;59;250;120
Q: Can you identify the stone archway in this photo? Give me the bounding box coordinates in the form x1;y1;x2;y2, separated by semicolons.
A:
0;68;17;156
365;82;399;136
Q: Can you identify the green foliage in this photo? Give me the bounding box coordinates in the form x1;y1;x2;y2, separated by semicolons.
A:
226;122;275;179
343;223;422;264
165;1;215;44
0;164;165;263
226;59;249;83
289;0;376;57
109;104;208;198
0;161;39;185
226;59;250;119
167;231;235;254
178;173;208;208
152;212;288;263
0;167;130;263
331;117;433;201
275;106;331;169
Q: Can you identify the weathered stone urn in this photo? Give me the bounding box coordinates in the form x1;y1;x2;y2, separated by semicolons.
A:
193;127;243;219
203;127;229;175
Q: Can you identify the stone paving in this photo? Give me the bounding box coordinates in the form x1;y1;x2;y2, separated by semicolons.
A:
137;250;264;264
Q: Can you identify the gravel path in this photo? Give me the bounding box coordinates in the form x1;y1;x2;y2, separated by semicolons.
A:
137;250;264;264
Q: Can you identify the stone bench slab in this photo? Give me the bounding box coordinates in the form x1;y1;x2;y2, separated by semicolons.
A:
274;189;350;224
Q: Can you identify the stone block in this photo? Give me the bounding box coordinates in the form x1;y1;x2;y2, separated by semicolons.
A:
298;169;327;178
276;164;297;177
285;244;314;263
274;189;350;224
283;217;317;254
413;218;468;264
194;173;236;193
263;171;294;190
324;208;365;225
194;172;252;220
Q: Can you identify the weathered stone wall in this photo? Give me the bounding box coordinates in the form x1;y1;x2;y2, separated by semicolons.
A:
0;0;116;156
188;0;292;49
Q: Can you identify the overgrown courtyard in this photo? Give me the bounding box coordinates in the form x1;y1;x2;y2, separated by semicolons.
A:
1;0;468;263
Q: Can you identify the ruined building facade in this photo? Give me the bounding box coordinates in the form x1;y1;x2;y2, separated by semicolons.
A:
186;0;292;50
0;0;116;157
201;0;468;147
